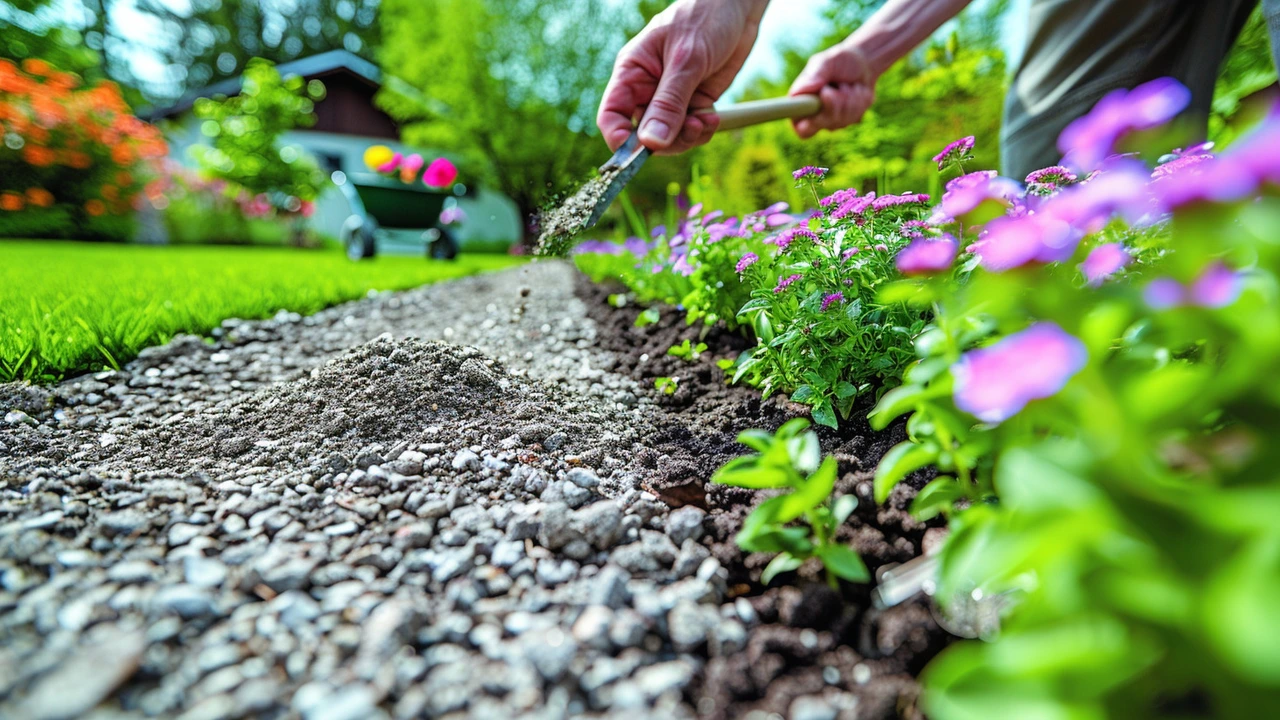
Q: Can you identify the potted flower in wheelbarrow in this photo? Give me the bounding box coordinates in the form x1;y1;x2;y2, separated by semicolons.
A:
338;145;466;260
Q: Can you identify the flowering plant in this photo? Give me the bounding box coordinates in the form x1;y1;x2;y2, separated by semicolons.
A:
855;79;1280;718
0;58;167;239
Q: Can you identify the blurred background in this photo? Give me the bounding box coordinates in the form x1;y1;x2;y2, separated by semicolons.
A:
2;0;1277;249
1;0;1277;383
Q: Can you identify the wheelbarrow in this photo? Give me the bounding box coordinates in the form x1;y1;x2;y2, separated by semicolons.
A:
334;170;467;261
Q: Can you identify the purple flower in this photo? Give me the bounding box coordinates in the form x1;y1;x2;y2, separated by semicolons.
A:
832;193;876;220
687;202;704;219
842;247;860;261
774;273;803;294
933;136;975;170
821;292;844;311
1190;262;1244;307
1142;261;1244;310
1143;278;1186;310
672;253;696;277
767;227;818;252
896;235;958;276
946;170;998;193
793;166;828;182
1058;78;1192;173
871;192;930;212
1080;243;1132;285
820;188;859;208
951;323;1088;423
736;252;759;274
930;174;1021;224
1040;159;1153;231
873;243;888;252
1151;153;1214;180
974;213;1080;271
1025;165;1078;195
899;220;933;239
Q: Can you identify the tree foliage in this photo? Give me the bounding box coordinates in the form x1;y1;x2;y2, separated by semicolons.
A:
190;58;327;204
376;0;653;227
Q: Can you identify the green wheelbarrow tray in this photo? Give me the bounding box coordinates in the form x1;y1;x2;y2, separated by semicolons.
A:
337;171;468;260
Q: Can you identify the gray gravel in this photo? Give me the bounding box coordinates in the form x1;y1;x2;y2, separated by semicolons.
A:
0;261;761;719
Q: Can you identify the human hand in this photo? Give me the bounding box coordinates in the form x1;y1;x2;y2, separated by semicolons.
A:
788;41;876;139
597;0;769;155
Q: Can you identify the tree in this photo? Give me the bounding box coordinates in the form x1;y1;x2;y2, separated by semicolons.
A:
119;0;380;102
190;58;327;206
376;0;646;234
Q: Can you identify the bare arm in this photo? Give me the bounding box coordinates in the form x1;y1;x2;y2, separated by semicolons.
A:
789;0;974;138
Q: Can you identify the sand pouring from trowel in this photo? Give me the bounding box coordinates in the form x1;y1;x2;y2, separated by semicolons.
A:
535;94;823;256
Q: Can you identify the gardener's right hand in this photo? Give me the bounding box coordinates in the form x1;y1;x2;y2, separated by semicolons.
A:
597;0;769;156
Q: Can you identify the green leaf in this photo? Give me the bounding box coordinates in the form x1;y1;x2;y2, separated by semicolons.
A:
740;526;814;555
834;381;858;399
785;431;822;474
775;456;839;523
737;297;771;317
776;418;812;439
869;383;929;431
736;429;775;453
874;441;938;503
817;544;870;582
791;385;816;404
812;401;838;429
711;455;791;489
909;476;965;520
753;312;775;343
761;552;804;585
635;307;661;327
832;494;858;525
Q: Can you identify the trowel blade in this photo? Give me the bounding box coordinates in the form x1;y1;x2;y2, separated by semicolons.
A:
584;131;651;230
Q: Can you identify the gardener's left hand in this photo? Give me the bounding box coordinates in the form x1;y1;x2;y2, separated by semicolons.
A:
788;41;876;139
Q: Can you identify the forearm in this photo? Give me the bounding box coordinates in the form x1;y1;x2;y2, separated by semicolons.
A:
842;0;975;75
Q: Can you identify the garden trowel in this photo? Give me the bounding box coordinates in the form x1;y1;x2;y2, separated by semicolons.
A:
587;94;822;228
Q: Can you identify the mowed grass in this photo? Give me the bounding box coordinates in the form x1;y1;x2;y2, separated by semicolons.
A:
1;240;525;384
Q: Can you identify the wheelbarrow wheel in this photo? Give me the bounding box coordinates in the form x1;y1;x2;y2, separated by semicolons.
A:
342;216;376;261
426;227;459;261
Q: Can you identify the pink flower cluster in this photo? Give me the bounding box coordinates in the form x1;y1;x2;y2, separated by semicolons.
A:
1143;261;1244;310
952;323;1088;423
736;252;759;274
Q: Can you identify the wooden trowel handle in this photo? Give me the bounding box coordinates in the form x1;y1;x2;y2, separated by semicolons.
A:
695;94;822;132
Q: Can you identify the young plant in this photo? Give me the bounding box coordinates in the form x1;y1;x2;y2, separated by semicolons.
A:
653;376;679;395
667;339;707;362
712;419;868;587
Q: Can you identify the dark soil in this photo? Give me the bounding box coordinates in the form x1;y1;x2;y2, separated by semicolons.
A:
572;273;951;719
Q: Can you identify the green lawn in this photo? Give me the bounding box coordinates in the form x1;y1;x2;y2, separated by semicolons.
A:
1;240;525;384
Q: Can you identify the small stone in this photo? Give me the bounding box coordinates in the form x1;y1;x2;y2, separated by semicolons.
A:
152;584;215;619
168;523;203;546
99;510;148;537
565;467;600;489
608;609;648;648
571;605;613;650
633;660;693;698
589;565;630;609
790;696;838;720
451;450;482;472
664;506;707;545
325;521;359;537
184;556;228;588
668;599;719;652
107;560;155;584
4;410;35;426
542;432;568;451
393;522;434;549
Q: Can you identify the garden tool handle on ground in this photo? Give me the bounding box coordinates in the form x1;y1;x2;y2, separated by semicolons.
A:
694;94;823;132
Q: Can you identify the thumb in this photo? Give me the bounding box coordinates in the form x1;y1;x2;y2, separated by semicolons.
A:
638;64;703;150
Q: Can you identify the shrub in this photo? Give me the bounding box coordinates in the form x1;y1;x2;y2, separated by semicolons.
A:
0;58;167;241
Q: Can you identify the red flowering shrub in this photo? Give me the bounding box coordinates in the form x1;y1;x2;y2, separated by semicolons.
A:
0;58;168;240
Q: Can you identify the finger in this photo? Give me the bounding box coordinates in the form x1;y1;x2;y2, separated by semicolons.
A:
638;60;705;151
598;70;652;151
793;117;817;140
663;112;720;155
789;56;830;97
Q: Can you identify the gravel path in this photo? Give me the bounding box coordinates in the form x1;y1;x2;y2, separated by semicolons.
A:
0;261;934;720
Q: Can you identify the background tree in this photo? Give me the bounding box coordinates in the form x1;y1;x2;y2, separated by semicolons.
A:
376;0;688;236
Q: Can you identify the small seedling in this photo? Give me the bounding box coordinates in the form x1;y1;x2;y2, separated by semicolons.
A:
635;307;661;328
712;419;868;587
667;339;708;362
654;376;679;395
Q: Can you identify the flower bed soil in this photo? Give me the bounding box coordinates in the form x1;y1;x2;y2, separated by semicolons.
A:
573;274;951;718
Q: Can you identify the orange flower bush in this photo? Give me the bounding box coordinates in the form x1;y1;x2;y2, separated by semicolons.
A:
0;58;169;240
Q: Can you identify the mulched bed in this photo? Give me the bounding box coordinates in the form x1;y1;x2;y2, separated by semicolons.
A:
573;273;950;719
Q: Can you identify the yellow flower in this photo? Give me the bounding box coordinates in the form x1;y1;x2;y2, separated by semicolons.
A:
363;145;394;172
